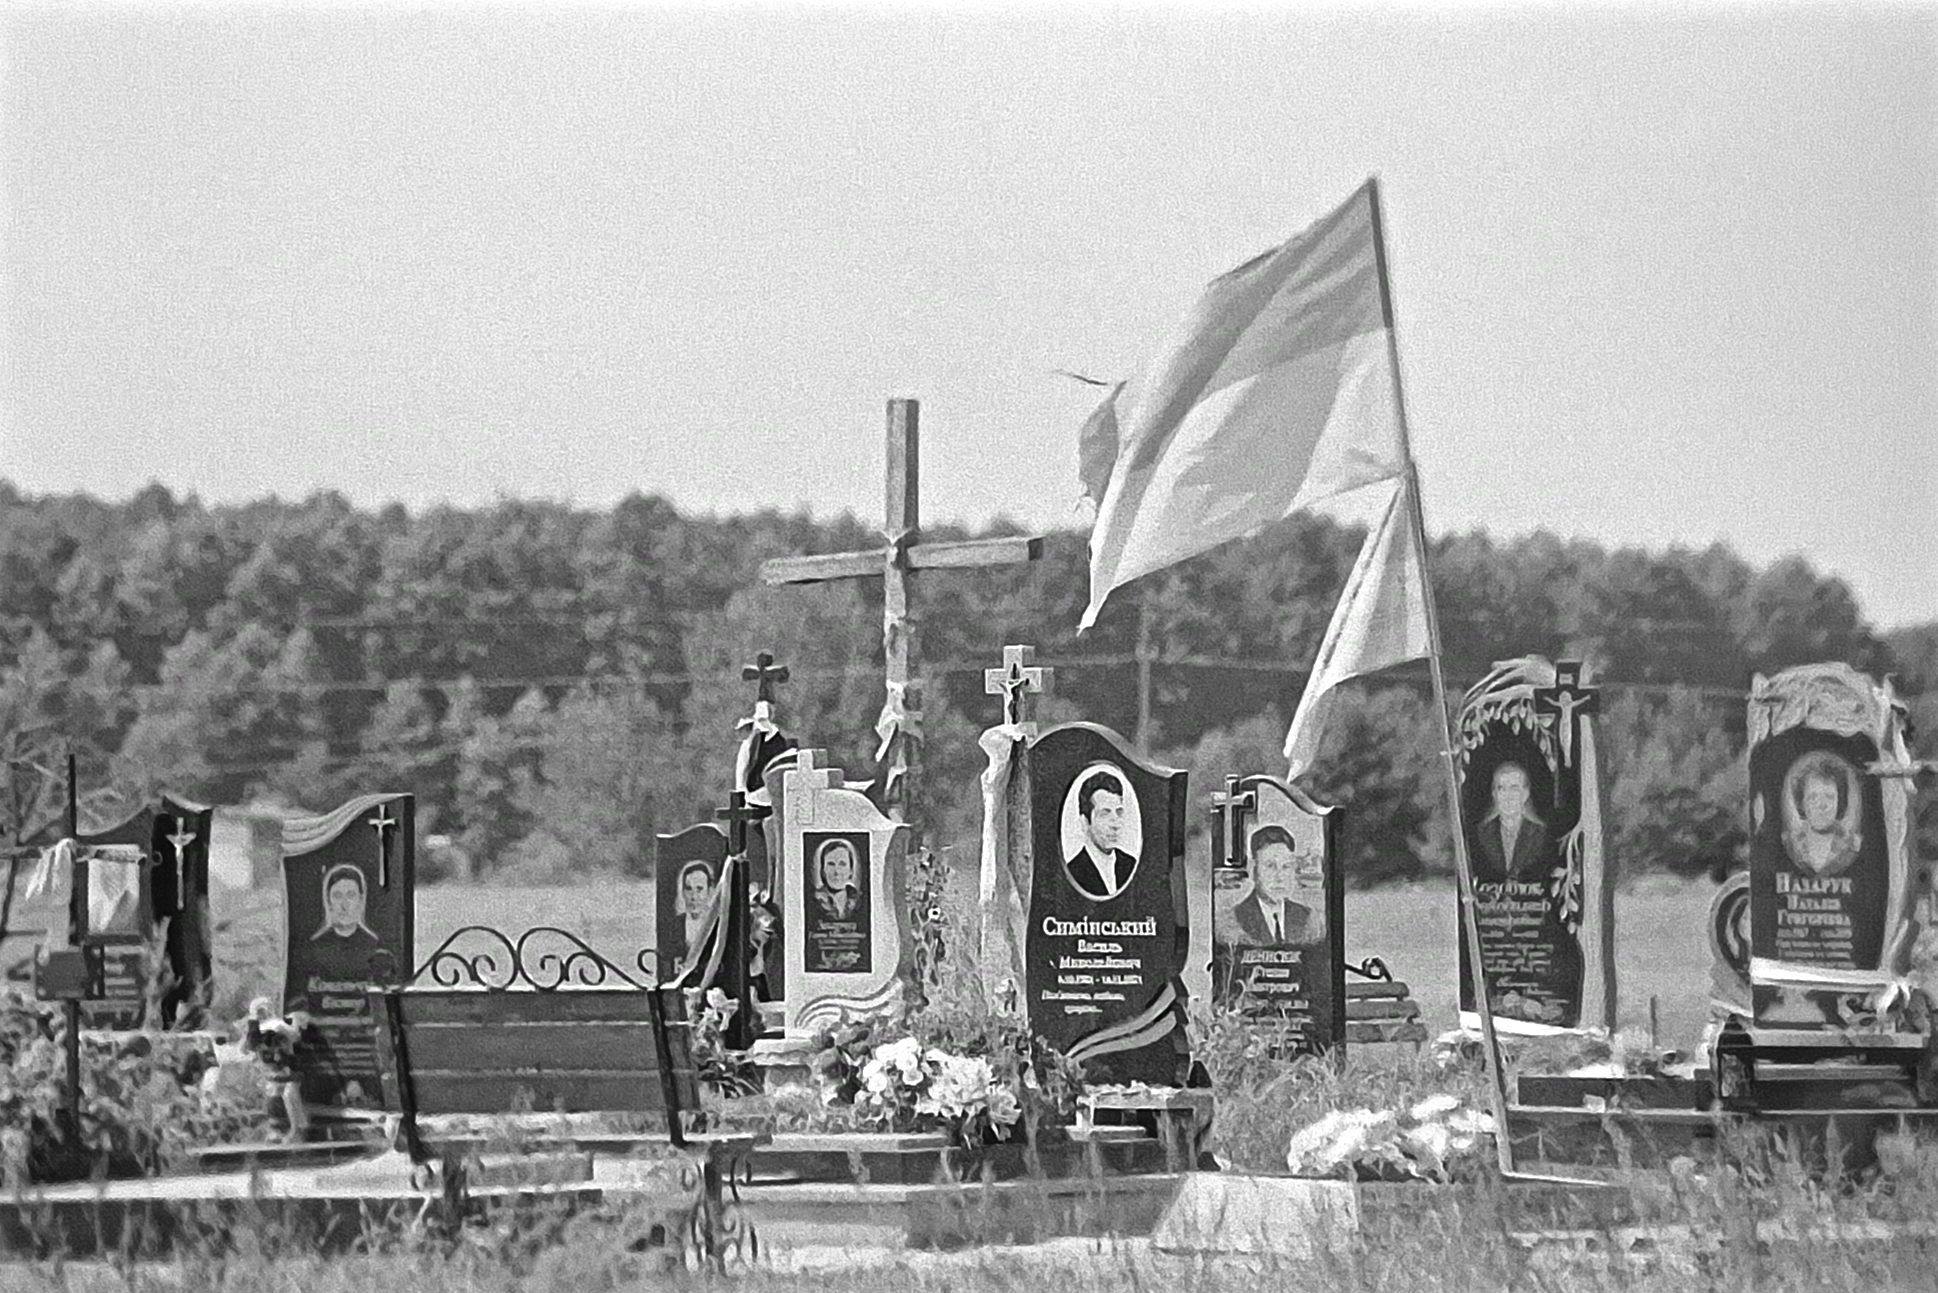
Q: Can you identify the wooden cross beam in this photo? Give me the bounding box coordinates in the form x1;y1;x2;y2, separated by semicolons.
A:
983;644;1053;729
759;399;1044;839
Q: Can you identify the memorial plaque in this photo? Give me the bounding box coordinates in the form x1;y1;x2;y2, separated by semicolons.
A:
655;824;727;983
1746;664;1918;1029
280;793;415;1110
1455;658;1614;1034
778;750;911;1035
1209;775;1344;1056
1024;722;1190;1086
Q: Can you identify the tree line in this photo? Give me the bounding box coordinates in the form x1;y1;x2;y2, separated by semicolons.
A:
1;480;1931;885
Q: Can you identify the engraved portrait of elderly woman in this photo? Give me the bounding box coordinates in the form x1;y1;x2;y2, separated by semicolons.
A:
1780;752;1862;878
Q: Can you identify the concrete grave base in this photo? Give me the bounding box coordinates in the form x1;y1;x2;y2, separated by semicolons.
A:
1150;1175;1637;1258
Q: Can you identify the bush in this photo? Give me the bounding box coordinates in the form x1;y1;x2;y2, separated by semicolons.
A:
0;988;268;1184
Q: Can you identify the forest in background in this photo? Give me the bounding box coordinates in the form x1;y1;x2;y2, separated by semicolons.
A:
1;480;1932;887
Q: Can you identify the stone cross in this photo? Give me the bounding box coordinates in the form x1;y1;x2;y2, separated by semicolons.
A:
983;644;1053;730
1535;660;1599;769
367;803;396;888
742;651;790;706
1209;775;1257;871
759;399;1044;843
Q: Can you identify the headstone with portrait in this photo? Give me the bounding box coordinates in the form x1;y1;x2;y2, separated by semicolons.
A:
654;824;729;984
1023;722;1191;1087
22;795;214;1029
280;792;415;1111
1209;775;1344;1056
1745;663;1920;1030
1454;657;1615;1035
775;749;912;1035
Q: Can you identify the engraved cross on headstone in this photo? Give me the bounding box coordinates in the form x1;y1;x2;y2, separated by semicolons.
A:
367;803;396;888
1535;661;1600;769
1209;775;1258;871
983;644;1053;729
165;820;196;896
759;399;1044;843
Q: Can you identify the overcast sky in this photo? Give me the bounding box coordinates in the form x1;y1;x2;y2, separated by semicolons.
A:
3;3;1932;627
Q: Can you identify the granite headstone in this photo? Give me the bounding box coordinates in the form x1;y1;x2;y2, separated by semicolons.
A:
1209;775;1343;1056
1024;722;1190;1086
280;792;415;1110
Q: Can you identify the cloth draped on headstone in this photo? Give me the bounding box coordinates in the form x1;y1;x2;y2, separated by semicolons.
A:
977;723;1030;1008
25;839;145;948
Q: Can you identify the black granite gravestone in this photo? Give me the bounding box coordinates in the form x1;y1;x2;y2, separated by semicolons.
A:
1456;659;1609;1032
1024;722;1189;1086
1209;775;1344;1056
1745;665;1907;1029
23;796;213;1029
280;793;414;1110
655;824;727;984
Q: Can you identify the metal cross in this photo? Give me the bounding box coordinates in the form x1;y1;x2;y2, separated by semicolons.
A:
982;644;1053;728
1209;775;1257;871
367;803;396;888
1534;661;1600;770
742;651;790;706
714;790;771;859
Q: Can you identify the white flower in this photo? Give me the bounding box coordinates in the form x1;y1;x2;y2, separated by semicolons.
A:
1408;1093;1460;1123
985;1083;1022;1128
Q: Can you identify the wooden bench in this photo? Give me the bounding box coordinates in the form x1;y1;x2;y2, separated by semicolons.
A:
1345;959;1429;1049
366;925;757;1265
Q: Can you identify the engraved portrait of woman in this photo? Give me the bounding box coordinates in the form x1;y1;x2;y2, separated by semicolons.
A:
1780;752;1861;878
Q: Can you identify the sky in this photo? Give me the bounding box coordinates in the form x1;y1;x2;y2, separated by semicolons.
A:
2;3;1933;627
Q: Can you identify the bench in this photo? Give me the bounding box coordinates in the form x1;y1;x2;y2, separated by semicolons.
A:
366;924;757;1265
1345;958;1428;1049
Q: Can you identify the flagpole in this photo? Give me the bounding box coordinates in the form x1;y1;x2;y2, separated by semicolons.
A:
1366;177;1517;1175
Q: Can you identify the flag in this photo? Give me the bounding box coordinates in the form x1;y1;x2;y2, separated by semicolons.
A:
1080;180;1407;629
1282;476;1431;778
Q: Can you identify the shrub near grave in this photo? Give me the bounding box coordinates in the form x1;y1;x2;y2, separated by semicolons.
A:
0;988;267;1185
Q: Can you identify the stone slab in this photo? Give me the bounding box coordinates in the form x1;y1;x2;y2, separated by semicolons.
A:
747;1173;1187;1251
1151;1174;1637;1257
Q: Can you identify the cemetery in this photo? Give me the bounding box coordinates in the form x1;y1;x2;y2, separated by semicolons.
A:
1;170;1934;1288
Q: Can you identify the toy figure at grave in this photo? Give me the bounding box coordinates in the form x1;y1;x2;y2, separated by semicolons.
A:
303;864;384;981
1063;768;1139;901
1473;761;1551;881
674;860;716;974
812;839;863;919
1233;825;1326;946
1781;755;1862;878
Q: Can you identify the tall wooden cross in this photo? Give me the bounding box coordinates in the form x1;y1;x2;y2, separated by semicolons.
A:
760;399;1044;843
1209;775;1257;872
983;644;1053;730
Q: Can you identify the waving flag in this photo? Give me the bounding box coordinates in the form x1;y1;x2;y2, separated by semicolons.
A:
1282;476;1432;778
1080;181;1407;629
